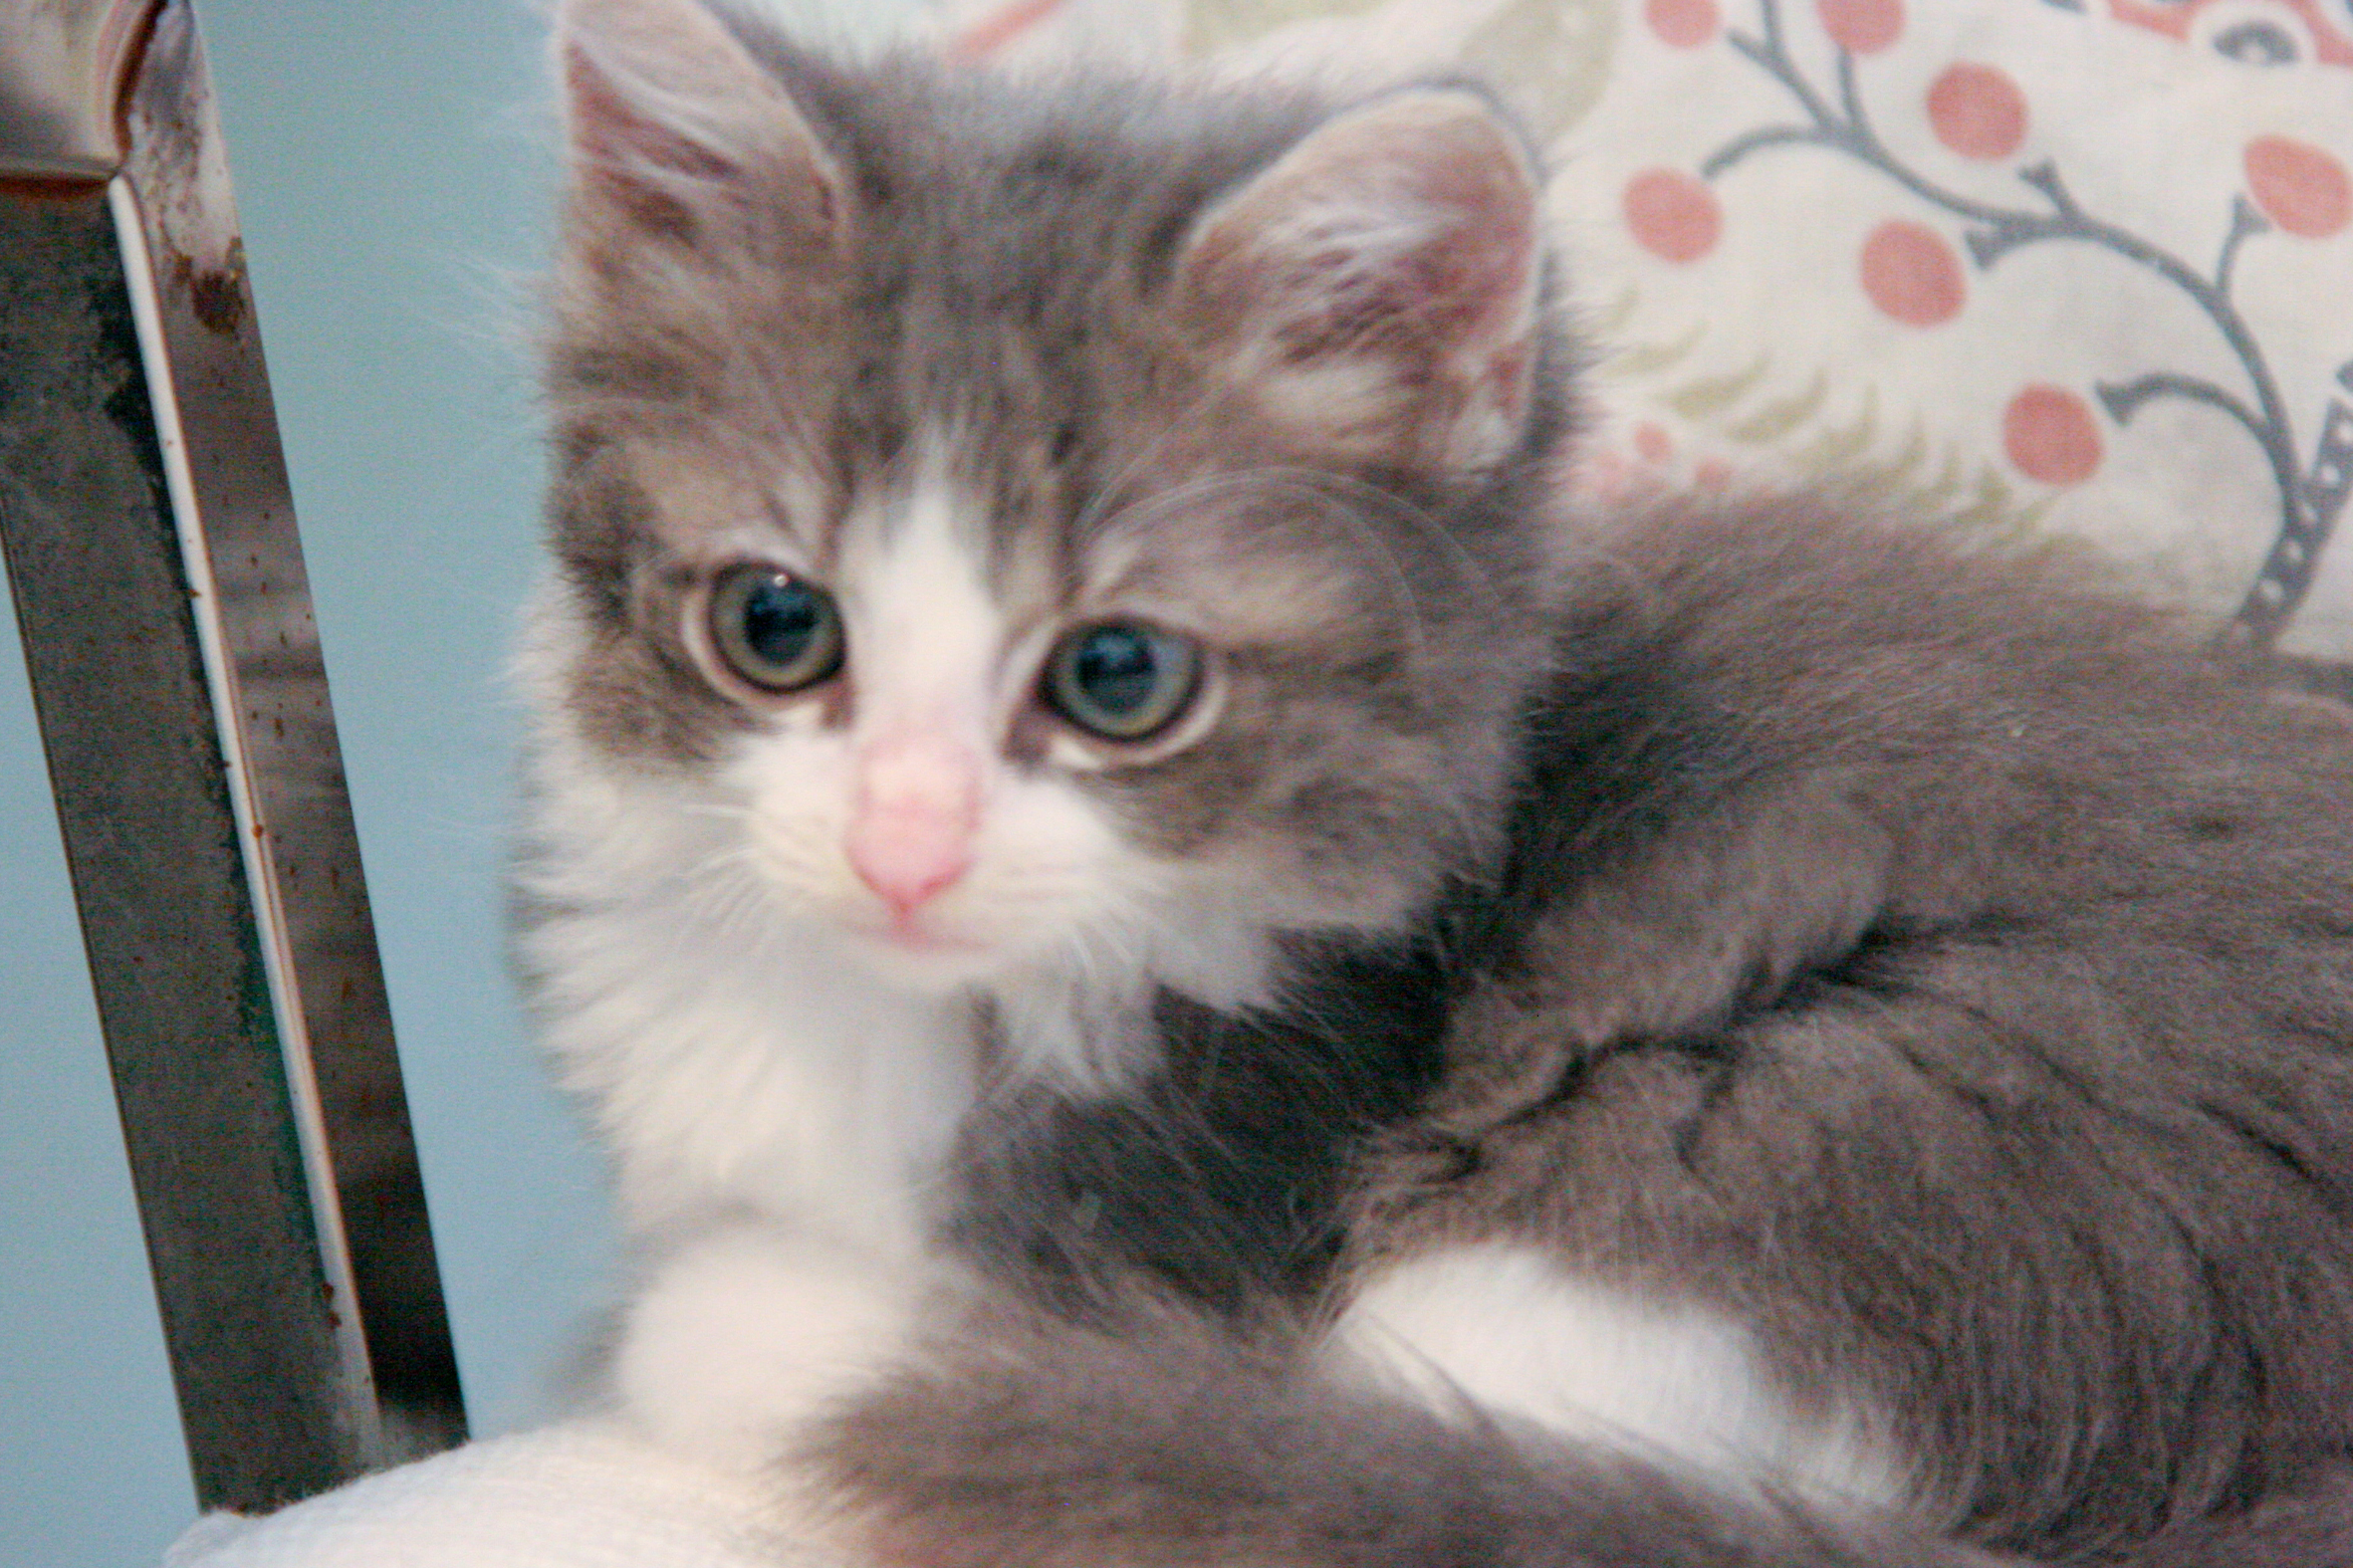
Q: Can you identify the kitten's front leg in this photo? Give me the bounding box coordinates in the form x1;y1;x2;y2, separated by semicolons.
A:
613;1219;942;1473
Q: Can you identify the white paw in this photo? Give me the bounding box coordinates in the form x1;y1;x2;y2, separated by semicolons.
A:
613;1222;922;1472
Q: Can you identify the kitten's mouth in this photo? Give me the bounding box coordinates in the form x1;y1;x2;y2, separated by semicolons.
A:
880;917;985;954
850;907;997;969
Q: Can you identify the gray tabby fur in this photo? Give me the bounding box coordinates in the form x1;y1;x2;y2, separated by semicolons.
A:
538;3;2353;1563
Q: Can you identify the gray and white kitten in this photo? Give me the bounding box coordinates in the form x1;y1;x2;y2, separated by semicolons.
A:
521;1;2353;1563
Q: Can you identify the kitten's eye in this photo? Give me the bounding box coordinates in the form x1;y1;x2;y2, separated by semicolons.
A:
707;565;844;693
1042;620;1201;743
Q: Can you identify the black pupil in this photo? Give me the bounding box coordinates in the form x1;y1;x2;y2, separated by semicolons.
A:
1073;626;1158;717
744;576;822;668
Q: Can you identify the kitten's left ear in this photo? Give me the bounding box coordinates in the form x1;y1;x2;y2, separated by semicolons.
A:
555;0;846;258
1175;89;1543;470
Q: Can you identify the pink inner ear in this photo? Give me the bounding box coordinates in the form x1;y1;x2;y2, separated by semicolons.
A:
566;44;742;187
1180;92;1538;356
556;0;848;248
1175;93;1542;462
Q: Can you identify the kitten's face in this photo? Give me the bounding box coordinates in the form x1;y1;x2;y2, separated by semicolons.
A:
537;0;1568;1004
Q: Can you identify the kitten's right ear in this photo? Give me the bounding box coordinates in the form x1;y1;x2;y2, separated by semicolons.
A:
1175;89;1543;470
555;0;846;251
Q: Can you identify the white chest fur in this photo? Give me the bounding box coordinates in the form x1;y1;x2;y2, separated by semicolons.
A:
520;775;982;1467
526;859;977;1256
612;1218;937;1470
1331;1244;1908;1510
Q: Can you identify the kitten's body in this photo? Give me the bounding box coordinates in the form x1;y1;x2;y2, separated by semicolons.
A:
527;2;2353;1562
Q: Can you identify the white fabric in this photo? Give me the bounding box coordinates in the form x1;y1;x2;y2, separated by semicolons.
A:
161;1419;847;1568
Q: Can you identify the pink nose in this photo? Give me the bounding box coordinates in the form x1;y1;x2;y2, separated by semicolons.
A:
845;735;978;918
846;806;972;916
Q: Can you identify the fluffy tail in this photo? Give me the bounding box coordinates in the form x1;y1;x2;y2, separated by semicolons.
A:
812;1299;2014;1568
815;1299;2353;1568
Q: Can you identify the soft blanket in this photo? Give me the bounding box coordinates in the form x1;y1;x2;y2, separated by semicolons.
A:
162;1420;835;1568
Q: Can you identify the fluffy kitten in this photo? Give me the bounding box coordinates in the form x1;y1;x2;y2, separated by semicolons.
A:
522;1;2353;1563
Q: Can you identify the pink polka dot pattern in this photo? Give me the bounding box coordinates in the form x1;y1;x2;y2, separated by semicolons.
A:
1624;169;1722;263
2003;385;2103;486
1927;64;2027;161
1645;0;1718;49
1860;220;1965;326
1816;0;1902;56
2243;135;2351;239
